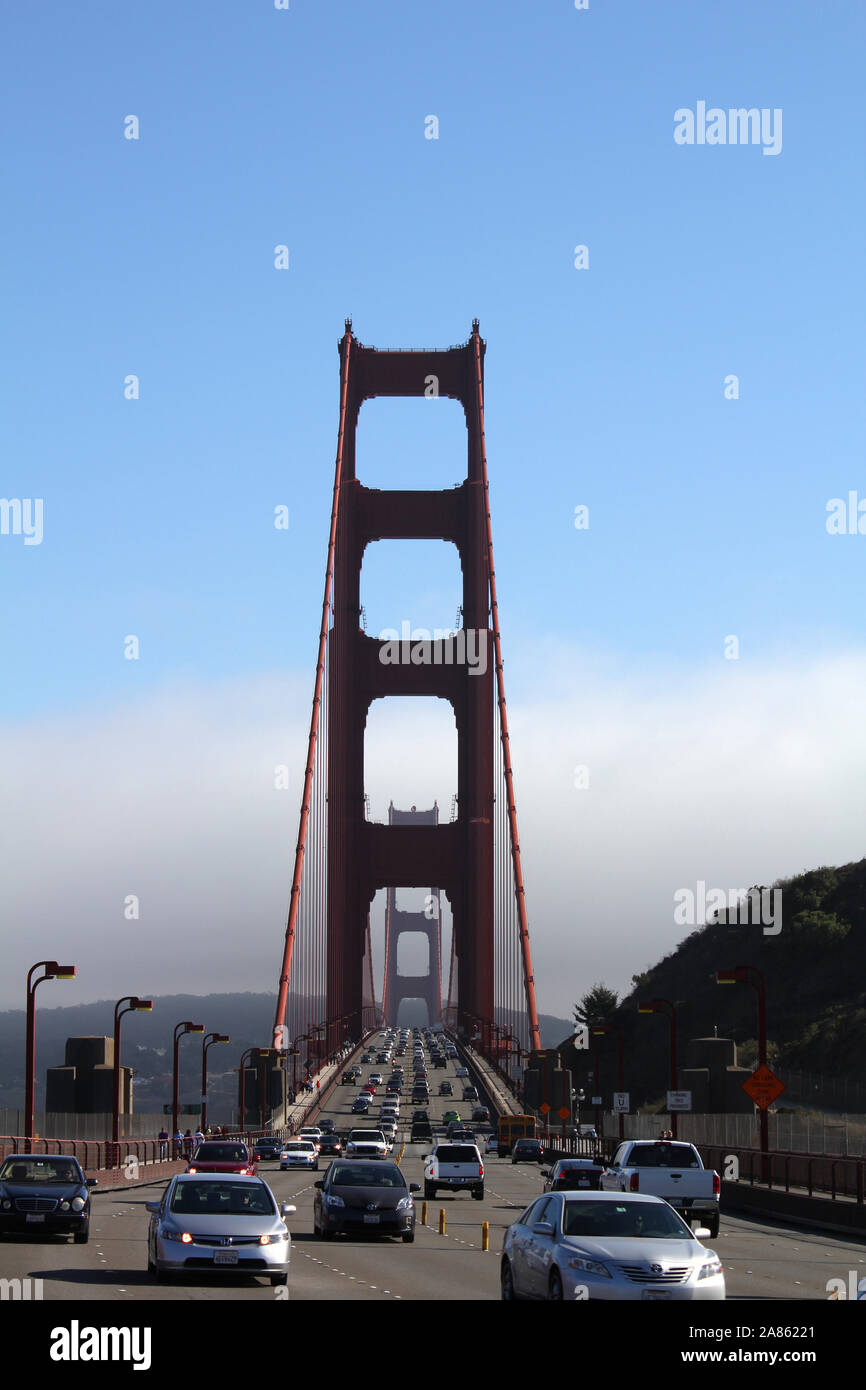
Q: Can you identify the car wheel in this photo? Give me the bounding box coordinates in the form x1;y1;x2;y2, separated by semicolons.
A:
402;1230;415;1243
501;1259;520;1301
270;1271;288;1286
73;1229;89;1245
472;1188;484;1200
548;1269;564;1301
423;1182;435;1200
707;1213;720;1238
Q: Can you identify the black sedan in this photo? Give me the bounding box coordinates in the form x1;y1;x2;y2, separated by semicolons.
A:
511;1138;546;1164
542;1158;606;1192
318;1135;343;1158
253;1138;283;1161
313;1161;419;1241
0;1154;97;1242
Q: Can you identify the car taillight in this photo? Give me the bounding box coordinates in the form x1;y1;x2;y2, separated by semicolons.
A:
479;1163;484;1177
713;1172;721;1195
629;1172;640;1192
188;1167;197;1174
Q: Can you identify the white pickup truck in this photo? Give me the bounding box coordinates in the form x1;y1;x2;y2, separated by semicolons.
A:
422;1143;485;1201
599;1140;721;1237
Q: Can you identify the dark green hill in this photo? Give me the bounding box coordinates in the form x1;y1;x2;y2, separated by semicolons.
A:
569;858;866;1108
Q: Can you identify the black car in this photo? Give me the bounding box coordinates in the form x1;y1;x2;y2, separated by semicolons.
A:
253;1138;283;1161
319;1119;336;1134
0;1154;96;1242
541;1158;606;1192
313;1161;419;1241
318;1135;343;1158
512;1138;545;1164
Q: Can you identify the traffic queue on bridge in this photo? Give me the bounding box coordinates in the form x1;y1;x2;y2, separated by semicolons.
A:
1;1025;726;1300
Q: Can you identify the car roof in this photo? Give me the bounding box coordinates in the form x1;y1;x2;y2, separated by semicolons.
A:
555;1190;671;1204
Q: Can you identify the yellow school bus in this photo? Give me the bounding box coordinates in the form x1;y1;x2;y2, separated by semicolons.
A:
497;1114;537;1157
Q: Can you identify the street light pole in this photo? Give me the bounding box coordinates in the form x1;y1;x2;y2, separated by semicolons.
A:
25;961;76;1147
112;996;153;1154
638;998;679;1138
592;1023;626;1141
201;1033;230;1133
717;964;769;1178
172;1021;205;1138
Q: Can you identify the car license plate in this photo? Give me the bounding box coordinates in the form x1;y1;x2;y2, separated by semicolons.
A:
578;1179;590;1187
214;1250;238;1265
642;1289;672;1300
363;1214;380;1224
26;1213;46;1223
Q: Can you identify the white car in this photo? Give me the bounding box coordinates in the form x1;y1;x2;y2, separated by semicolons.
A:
298;1128;322;1151
501;1191;725;1301
280;1141;319;1171
455;1066;469;1078
345;1130;389;1160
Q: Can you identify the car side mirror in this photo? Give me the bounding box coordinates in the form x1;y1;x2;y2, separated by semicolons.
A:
86;1178;98;1187
693;1226;712;1239
314;1181;324;1189
409;1183;420;1192
533;1221;555;1237
540;1170;550;1178
280;1204;296;1216
145;1201;160;1213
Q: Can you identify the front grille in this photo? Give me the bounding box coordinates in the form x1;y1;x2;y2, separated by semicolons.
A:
616;1264;690;1285
15;1197;58;1213
188;1235;267;1247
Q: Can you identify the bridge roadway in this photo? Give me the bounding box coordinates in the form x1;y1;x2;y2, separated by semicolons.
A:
2;1035;865;1301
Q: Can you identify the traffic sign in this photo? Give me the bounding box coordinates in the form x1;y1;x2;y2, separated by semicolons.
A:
742;1064;785;1110
591;1096;602;1106
667;1091;692;1111
539;1102;551;1115
613;1092;630;1114
557;1106;570;1121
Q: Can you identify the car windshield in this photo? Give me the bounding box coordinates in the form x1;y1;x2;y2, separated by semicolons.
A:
628;1145;700;1168
562;1200;690;1239
0;1157;83;1184
170;1181;275;1215
436;1146;479;1162
193;1144;248;1161
329;1164;405;1189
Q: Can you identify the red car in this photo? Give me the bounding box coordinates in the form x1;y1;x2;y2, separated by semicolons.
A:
187;1141;257;1176
361;1084;377;1096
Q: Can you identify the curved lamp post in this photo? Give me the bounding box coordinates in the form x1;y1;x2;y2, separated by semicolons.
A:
25;961;76;1146
201;1033;230;1132
172;1021;205;1137
112;996;153;1152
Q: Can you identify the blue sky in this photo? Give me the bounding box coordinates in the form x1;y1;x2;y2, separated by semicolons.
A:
1;1;864;1014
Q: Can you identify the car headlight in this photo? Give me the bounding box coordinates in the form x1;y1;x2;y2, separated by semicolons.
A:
697;1256;723;1280
162;1229;188;1243
59;1200;71;1211
396;1197;413;1211
325;1194;345;1208
567;1255;612;1278
71;1197;86;1212
1;1200;11;1211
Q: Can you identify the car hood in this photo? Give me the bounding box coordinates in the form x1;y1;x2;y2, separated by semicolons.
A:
560;1235;705;1263
160;1212;284;1234
326;1185;407;1208
1;1181;85;1198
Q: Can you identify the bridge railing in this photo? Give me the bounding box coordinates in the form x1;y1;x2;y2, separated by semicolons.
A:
0;1131;289;1174
700;1143;866;1204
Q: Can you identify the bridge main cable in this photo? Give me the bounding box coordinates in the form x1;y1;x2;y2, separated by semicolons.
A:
471;322;542;1054
272;320;355;1047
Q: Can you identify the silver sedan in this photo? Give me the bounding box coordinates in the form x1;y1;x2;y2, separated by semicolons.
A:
146;1173;295;1286
501;1191;724;1301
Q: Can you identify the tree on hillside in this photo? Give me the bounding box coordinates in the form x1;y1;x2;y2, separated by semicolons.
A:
573;984;619;1028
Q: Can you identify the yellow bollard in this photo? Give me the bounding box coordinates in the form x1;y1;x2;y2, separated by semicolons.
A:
421;1201;428;1226
438;1208;446;1235
481;1220;489;1251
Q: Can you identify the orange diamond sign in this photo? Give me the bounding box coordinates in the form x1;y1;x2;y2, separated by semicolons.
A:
742;1063;785;1111
539;1102;551;1115
557;1107;571;1121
